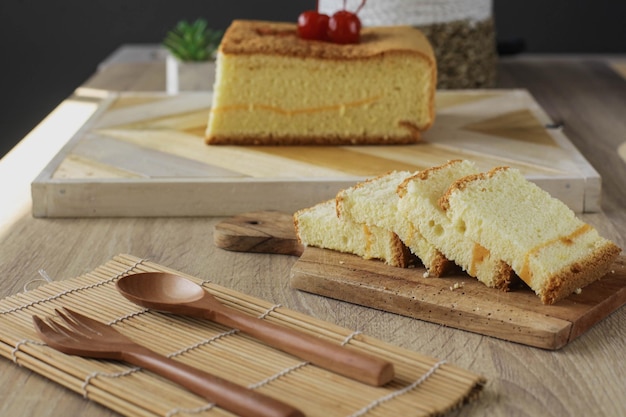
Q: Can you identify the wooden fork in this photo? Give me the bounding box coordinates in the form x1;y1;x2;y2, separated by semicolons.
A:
33;308;303;417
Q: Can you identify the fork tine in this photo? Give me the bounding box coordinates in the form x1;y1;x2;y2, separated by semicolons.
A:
33;315;53;336
55;308;101;338
59;308;117;336
45;317;78;339
33;311;129;359
33;315;76;346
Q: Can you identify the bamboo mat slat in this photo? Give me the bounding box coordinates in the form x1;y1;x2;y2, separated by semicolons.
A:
0;254;485;417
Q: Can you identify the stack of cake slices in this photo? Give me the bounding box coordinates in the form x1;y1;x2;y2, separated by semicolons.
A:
294;160;621;304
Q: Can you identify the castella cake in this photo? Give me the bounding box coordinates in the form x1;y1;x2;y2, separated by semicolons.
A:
205;19;436;146
336;171;451;276
294;200;413;267
397;160;515;290
440;166;621;304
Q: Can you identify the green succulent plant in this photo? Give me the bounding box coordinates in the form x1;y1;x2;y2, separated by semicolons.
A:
164;19;223;61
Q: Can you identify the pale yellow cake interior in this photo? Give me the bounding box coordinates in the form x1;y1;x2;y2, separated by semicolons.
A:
294;199;408;267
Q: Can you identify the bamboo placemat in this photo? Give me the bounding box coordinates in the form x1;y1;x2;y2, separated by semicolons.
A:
0;254;485;417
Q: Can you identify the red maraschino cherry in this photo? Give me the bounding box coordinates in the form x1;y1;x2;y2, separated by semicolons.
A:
297;10;330;41
297;0;367;44
327;10;361;44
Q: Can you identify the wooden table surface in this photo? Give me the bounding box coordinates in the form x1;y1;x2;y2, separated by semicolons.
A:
1;46;625;417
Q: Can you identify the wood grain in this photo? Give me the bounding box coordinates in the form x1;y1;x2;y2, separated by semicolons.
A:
31;89;601;217
214;211;303;256
292;249;626;350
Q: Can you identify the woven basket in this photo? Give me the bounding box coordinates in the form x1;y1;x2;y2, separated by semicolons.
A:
319;0;498;88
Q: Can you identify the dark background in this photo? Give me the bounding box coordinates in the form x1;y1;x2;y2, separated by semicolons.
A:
1;1;624;158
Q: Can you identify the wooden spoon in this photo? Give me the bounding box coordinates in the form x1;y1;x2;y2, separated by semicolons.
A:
116;272;394;386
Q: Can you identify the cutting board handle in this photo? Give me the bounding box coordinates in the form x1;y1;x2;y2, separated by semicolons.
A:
214;211;303;256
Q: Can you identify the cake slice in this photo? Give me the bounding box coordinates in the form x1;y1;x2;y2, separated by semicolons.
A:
440;166;621;304
336;171;451;276
294;200;413;267
397;160;515;290
206;19;436;145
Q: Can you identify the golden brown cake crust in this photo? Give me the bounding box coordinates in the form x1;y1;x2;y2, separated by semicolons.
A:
492;261;517;291
438;166;509;211
221;20;436;62
208;132;421;146
292;209;305;245
414;159;463;182
388;233;415;268
541;241;621;304
427;252;455;277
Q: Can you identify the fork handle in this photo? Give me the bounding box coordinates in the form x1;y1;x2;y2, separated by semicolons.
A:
122;348;303;417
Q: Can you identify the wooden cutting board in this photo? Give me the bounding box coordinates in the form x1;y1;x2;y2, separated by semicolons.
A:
32;89;600;217
214;211;626;350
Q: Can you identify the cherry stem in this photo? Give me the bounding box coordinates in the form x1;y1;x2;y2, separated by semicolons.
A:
355;0;366;14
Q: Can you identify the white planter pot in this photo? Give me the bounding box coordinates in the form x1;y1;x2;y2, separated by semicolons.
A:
165;53;216;94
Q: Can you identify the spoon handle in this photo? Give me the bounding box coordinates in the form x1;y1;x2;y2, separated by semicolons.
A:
213;309;394;386
123;346;303;417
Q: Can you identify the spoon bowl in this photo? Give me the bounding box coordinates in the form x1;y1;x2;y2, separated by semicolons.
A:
117;272;215;315
116;272;394;386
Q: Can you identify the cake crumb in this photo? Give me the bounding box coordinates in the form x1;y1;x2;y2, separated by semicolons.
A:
574;288;582;295
339;261;345;265
423;270;430;278
450;282;465;291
